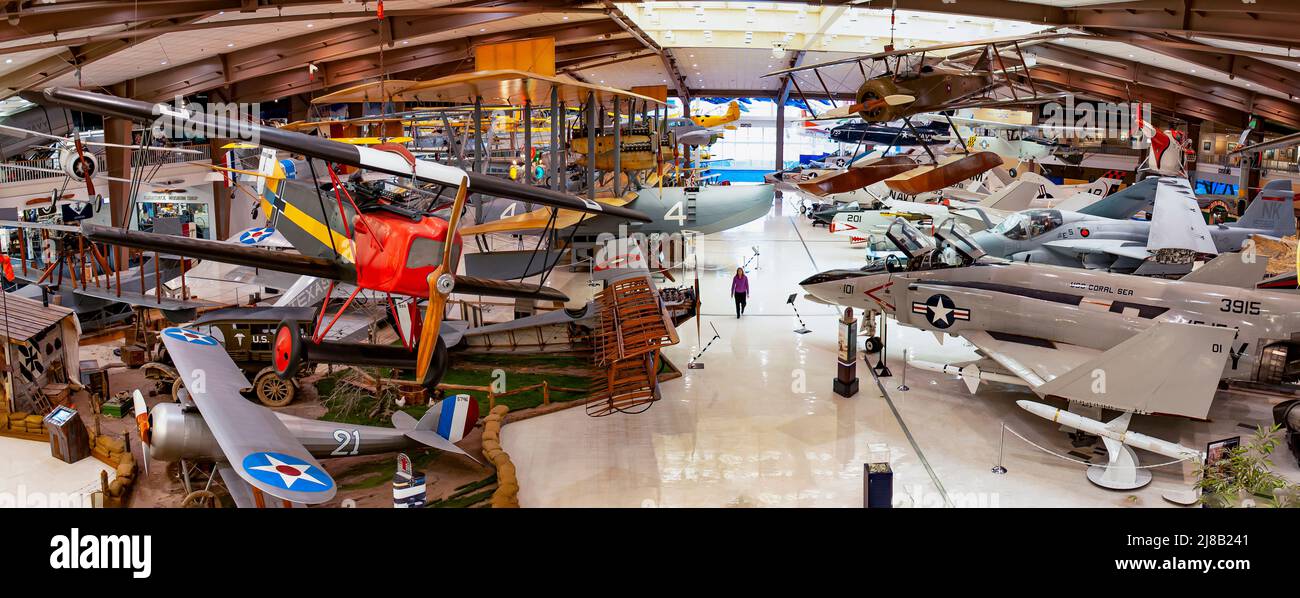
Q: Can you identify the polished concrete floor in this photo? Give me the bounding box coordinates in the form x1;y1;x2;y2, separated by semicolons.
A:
502;190;1300;507
0;436;112;507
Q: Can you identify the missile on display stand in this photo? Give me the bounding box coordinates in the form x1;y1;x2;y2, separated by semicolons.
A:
1016;400;1201;462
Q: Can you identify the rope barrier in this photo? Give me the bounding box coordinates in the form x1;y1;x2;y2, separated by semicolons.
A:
999;422;1193;470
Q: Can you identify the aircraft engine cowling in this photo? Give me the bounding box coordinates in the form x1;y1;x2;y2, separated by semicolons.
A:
59;145;98;182
147;402;225;463
855;78;908;123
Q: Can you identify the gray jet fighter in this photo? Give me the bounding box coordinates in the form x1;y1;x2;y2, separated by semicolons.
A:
799;218;1296;424
970;178;1296;271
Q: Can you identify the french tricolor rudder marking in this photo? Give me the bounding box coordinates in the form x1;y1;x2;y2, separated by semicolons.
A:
436;394;479;442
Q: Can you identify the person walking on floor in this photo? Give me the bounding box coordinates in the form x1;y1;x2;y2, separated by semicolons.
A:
731;267;749;318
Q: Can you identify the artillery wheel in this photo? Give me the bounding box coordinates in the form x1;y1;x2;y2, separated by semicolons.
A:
181;489;221;508
171;376;186;400
254;367;297;407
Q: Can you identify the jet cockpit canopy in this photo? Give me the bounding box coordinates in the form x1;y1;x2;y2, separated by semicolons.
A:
885;217;935;259
990;209;1062;240
933;219;985;264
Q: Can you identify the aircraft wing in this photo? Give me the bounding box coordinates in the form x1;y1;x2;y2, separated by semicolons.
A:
83;223;348;281
936;92;1079;114
1148;177;1216;255
460;194;636;237
961;322;1235;419
1051;191;1110;213
73;286;214;312
763;32;1080;77
161;327;336;505
1042;238;1151;261
961;330;1101;388
459;207;588;236
227;226;294;249
215;464;302;508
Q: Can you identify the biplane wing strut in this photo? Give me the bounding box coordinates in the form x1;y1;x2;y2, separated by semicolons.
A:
43;88;653;224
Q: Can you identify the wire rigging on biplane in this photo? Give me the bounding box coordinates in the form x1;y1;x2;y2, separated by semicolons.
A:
43;87;653;392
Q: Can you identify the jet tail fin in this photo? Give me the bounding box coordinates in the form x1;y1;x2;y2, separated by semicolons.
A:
1229;179;1295;236
1034;321;1236;420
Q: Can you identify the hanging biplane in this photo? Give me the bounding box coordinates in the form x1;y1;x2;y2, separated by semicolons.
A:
43;87;653;392
763;32;1085;198
763;32;1076;124
0;122;202;196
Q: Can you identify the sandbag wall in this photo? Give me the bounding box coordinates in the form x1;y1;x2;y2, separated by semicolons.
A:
480;405;519;508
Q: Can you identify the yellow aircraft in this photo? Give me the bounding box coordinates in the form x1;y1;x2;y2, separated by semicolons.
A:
689;100;741;129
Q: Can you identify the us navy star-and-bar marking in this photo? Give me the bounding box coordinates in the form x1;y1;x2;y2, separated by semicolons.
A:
912;294;970;329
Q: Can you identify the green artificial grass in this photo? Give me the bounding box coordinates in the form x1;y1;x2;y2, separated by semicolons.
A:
317;361;592;427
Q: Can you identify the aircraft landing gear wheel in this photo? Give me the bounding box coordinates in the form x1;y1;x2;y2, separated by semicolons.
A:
254;367;296;407
273;319;306;379
419;336;449;391
171;376;186;400
181;489;219;508
864;336;883;354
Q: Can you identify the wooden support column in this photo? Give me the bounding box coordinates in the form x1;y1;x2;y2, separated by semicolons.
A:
104;116;133;269
209;137;231;241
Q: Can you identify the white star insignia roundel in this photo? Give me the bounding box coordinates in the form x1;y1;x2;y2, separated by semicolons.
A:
162;327;219;346
910;294;970;329
243;452;332;491
239;227;274;244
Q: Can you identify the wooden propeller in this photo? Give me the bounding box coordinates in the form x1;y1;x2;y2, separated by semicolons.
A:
414;178;468;384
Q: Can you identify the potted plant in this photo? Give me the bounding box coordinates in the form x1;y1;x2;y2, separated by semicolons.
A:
1196;424;1299;508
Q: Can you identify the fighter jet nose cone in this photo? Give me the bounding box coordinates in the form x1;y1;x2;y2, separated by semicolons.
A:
798;273;824;287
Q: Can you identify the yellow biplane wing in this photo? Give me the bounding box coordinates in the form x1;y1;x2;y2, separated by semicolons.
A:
330;136;415;145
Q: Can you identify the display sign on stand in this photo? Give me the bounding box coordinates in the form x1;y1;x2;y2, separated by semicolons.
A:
834;307;859;397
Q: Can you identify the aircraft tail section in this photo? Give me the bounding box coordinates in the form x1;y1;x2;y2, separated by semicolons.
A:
1077;177;1157;220
1230;179;1295;236
725;100;740;122
392;395;479;460
1179;251;1268;289
978;179;1041;212
416;394;479;442
1034;321;1235;420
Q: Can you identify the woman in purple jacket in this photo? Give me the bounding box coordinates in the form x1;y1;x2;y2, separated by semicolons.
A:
731;267;749;318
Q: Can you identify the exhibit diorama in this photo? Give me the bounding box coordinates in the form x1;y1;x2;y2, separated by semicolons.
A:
2;0;1300;511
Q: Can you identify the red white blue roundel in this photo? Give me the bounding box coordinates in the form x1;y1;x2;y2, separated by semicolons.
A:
242;452;333;492
911;294;970;329
238;227;275;245
162;327;219;346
